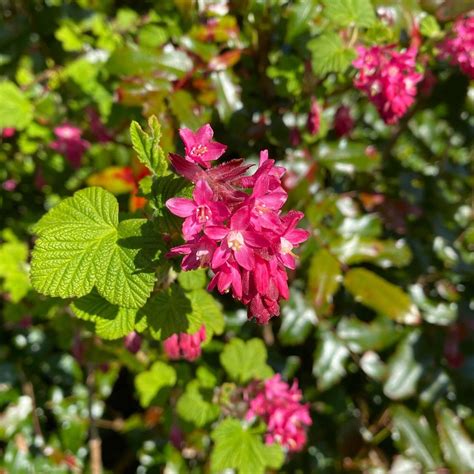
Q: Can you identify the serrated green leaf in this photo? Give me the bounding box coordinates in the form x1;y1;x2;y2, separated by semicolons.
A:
211;419;284;474
0;81;33;130
307;248;341;314
0;233;30;302
71;292;136;340
130;116;168;176
220;339;273;383
308;32;356;75
437;407;474;473
391;405;442;470
177;269;207;291
187;289;225;337
313;330;349;391
135;361;176;407
31;188;158;309
285;0;318;42
177;380;220;427
140;285;202;340
323;0;376;27
383;331;423;400
344;268;421;325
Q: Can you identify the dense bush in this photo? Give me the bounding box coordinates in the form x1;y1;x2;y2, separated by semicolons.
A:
0;1;473;472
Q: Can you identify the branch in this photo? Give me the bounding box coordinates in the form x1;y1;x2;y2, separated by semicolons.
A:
87;365;103;474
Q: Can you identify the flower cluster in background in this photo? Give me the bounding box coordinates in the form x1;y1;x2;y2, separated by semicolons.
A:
50;124;90;169
245;374;312;452
440;16;474;79
353;45;423;124
163;324;207;361
166;125;309;323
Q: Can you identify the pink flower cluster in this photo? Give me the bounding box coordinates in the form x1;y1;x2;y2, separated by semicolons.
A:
163;324;206;361
50;124;90;169
307;97;321;135
440;16;474;79
166;124;309;324
246;374;312;452
353;45;423;124
333;105;354;137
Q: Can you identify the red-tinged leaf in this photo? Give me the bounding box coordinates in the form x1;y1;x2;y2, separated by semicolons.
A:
208;50;242;71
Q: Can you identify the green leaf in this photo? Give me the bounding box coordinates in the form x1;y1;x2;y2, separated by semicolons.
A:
177;380;220;427
307;248;341;314
409;284;457;326
0;233;30;302
210;71;243;123
420;15;442;38
437;407;474;473
31;188;157;309
316;142;381;173
177;269;207;291
344;268;421;325
71;292;136;340
383;331;423;400
187;289;225;337
323;0;376;27
285;0;318;42
169;90;207;130
135;361;176;407
130;116;168;176
211;419;284;474
337;316;400;353
391;405;442;470
313;330;349;391
0;81;34;130
220;339;273;384
279;290;317;346
333;237;412;268
140;285;202;340
308;32;356;75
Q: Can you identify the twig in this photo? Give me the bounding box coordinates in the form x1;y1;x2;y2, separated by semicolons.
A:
87;365;103;474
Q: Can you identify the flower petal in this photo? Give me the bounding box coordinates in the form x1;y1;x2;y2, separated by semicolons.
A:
166;198;195;217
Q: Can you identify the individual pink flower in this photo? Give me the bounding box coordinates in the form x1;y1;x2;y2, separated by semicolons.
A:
440;16;474;79
124;331;142;354
353;45;423;124
245;374;312;452
163;325;206;361
166;179;229;240
333;105;355;137
167;235;217;271
179;124;227;168
277;211;310;270
50;124;90;169
307;97;321;135
2;179;17;192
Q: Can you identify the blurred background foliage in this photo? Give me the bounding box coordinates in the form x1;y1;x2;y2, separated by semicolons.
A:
0;0;473;472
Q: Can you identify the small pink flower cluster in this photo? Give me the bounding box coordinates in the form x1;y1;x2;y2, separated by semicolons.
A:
246;374;312;452
166;124;309;323
333;105;355;137
440;16;474;79
163;324;206;361
353;45;423;124
50;124;90;169
307;97;321;135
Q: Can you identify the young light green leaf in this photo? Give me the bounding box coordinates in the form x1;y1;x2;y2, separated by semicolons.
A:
135;361;176;407
308;32;357;75
0;81;34;130
391;405;442;470
437;407;474;473
420;15;442;38
313;330;349;391
211;419;284;474
177;269;207;291
177;380;220;427
308;248;341;314
220;339;273;383
140;285;202;340
130;115;168;175
71;292;136;340
323;0;376;27
31;188;157;309
344;268;421;325
0;232;30;302
187;288;225;337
